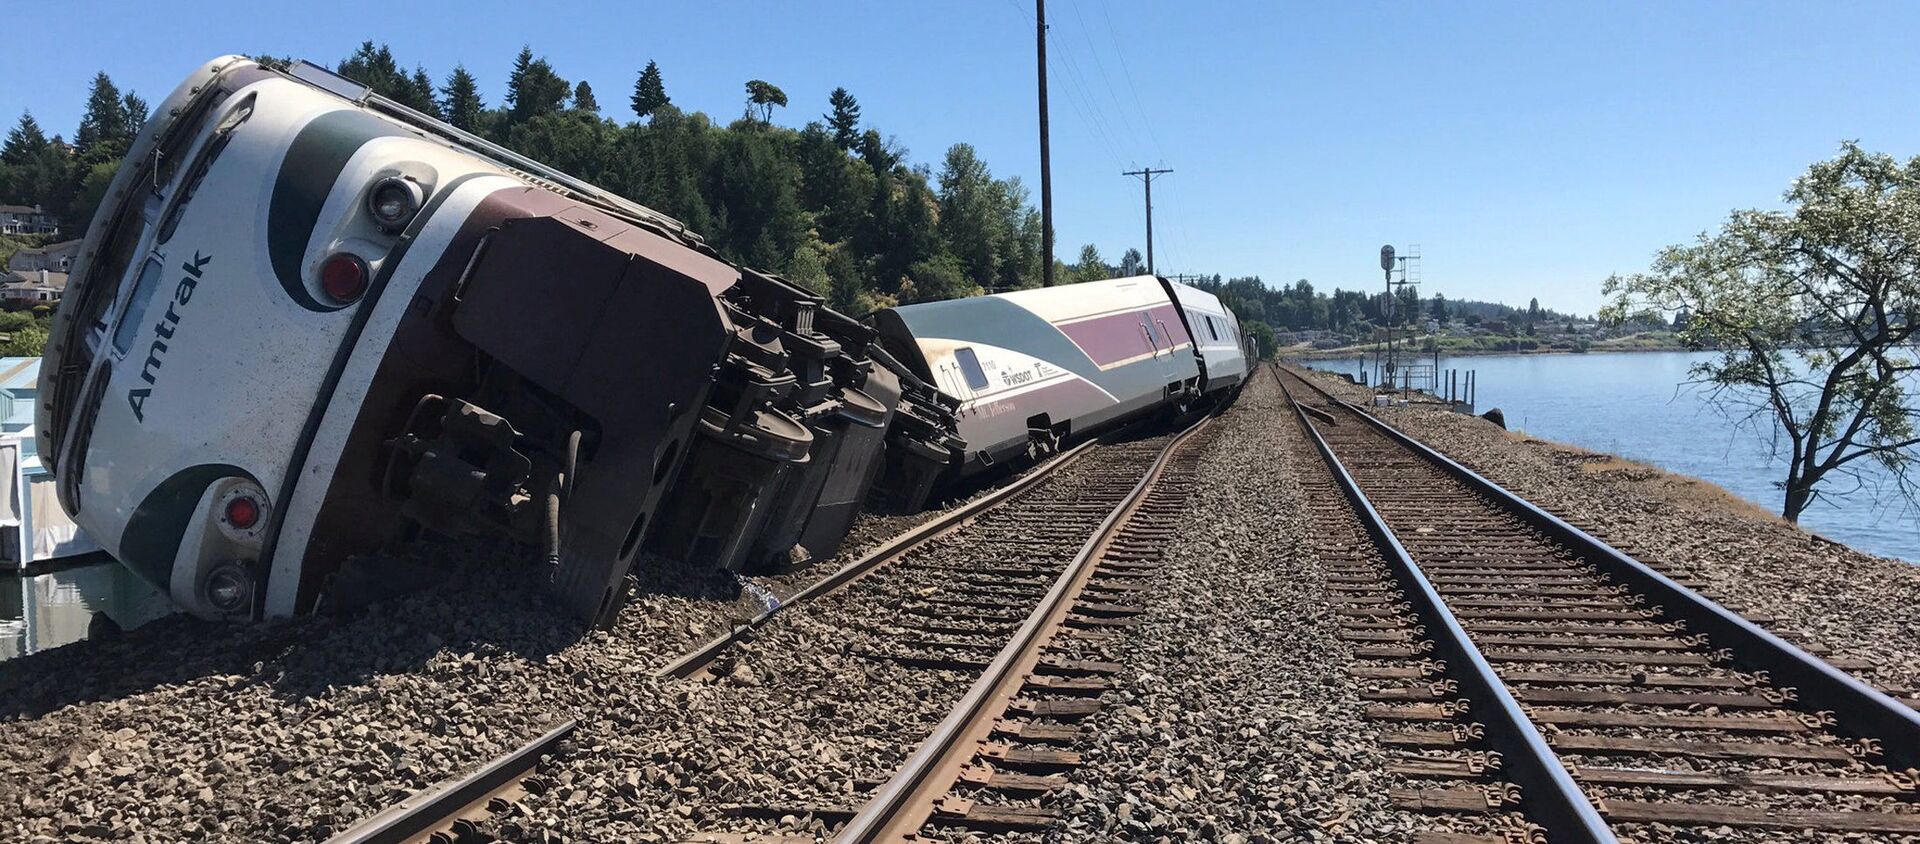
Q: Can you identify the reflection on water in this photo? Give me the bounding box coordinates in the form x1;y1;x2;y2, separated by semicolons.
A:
1304;351;1920;563
1;559;175;661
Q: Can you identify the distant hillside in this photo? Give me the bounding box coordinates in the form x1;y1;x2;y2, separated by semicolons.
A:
1181;274;1576;334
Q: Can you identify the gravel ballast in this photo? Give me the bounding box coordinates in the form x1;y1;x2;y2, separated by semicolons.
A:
0;500;950;842
0;434;1168;843
1052;371;1411;842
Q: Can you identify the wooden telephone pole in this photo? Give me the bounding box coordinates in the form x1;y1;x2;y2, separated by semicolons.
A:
1123;167;1172;275
1037;0;1055;286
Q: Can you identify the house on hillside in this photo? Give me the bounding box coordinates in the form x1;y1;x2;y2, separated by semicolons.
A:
0;205;60;237
0;269;66;306
6;239;81;274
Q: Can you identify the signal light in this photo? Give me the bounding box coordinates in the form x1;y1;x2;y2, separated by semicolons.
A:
320;253;368;304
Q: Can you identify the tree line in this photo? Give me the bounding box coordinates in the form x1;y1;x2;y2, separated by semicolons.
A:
1188;275;1574;338
3;43;1575;345
0;72;149;233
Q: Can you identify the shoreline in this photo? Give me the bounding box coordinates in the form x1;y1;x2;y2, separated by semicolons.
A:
1285;343;1695;360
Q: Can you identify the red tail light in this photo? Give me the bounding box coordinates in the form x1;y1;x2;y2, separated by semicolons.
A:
320;253;369;303
224;495;260;529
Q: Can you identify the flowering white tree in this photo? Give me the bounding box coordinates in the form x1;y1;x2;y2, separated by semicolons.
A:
1604;142;1920;522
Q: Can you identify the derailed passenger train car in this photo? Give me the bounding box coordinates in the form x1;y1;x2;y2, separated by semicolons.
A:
871;274;1249;482
38;57;960;628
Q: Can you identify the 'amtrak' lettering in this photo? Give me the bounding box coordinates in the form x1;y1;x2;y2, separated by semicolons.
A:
127;252;208;423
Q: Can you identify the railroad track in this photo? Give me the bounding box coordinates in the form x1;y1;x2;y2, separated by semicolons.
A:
335;417;1209;844
323;720;576;844
830;415;1211;842
1275;363;1920;843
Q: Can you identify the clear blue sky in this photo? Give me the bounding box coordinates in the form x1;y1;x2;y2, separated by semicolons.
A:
6;1;1919;314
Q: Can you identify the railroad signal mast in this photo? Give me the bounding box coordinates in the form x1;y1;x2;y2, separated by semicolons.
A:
1378;244;1420;392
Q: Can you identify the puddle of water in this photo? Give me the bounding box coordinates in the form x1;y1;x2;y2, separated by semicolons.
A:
1;559;176;661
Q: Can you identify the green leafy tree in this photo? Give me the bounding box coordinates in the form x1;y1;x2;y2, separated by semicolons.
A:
1243;319;1277;360
826;87;861;150
441;66;485;131
936;143;1005;288
630;60;669;120
744;79;787;125
1072;244;1108;283
572;80;599;114
1603;141;1920;522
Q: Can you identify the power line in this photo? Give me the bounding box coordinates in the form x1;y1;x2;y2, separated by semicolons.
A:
1067;0;1141;154
1096;1;1166;162
1046;27;1128;166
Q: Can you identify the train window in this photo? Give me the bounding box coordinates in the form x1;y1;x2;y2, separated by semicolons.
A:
955;346;990;391
110;256;167;357
1206;316;1221;342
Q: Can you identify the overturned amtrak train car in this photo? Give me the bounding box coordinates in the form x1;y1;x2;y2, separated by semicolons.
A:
37;57;960;628
39;56;1245;633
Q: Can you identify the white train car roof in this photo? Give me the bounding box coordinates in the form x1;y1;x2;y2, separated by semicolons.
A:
1164;278;1231;320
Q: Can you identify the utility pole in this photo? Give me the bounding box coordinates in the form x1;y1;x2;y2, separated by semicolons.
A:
1037;0;1054;286
1122;167;1172;275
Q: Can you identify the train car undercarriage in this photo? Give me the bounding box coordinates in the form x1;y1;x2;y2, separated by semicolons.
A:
342;190;961;627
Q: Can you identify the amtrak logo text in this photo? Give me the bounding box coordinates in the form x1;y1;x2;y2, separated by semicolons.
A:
127;252;209;423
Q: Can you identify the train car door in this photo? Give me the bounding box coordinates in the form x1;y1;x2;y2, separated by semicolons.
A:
1140;310;1182;390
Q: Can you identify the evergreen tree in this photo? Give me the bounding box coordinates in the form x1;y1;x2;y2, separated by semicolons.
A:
336;42;406;98
405;67;443;118
74;72;129;162
1118;248;1144;276
826;87;861;150
573;80;599;113
441;66;485;131
630;60;669;119
0;113;48;167
0;113;63;207
505;47;570;124
1429;292;1449;323
119;94;148;140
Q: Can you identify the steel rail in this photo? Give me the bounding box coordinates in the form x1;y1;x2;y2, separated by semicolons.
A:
655;439;1103;679
1273;365;1618;844
1282;363;1920;770
834;416;1212;843
325;719;577;844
